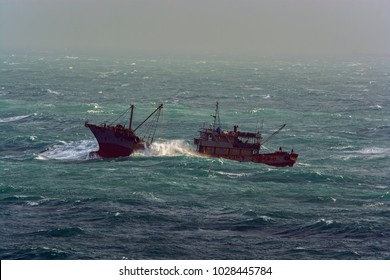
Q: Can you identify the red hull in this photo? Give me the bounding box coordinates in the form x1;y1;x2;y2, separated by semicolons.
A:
252;151;298;167
196;149;298;167
85;123;144;158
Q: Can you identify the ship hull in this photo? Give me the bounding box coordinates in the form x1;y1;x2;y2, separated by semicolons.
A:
252;151;298;167
195;137;298;167
196;148;297;167
85;123;144;158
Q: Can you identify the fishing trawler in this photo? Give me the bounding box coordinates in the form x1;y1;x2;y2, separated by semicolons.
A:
85;104;163;158
194;102;298;167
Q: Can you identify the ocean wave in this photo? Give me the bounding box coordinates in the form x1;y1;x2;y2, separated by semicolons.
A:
47;89;61;95
96;70;121;78
359;125;390;138
24;197;59;207
214;170;253;179
1;195;44;202
286;247;361;260
369;104;382;109
232;216;275;230
2;247;69;260
357;147;390;155
36;140;97;161
44;227;84;238
216;216;275;232
339;147;390;160
0;115;31;123
243;86;264;91
64;56;79;60
278;218;388;240
136;140;197;157
278;218;342;237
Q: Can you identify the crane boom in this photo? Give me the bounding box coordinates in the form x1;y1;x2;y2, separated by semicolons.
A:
260;124;286;145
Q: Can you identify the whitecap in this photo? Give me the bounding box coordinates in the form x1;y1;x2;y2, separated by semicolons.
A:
97;70;120;78
250;107;264;113
357;147;390;155
47;89;60;95
27;201;40;206
363;202;384;208
86;103;100;108
0;115;31;123
261;94;270;99
37;140;97;161
317;218;335;225
132;191;165;203
215;171;252;178
64;56;79;60
87;110;102;114
245;87;263;91
340;147;390;160
331;145;354;151
259;215;273;222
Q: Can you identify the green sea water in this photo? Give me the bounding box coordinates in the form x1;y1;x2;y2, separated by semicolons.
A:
1;53;389;259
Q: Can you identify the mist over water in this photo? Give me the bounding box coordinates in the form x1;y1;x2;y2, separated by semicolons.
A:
1;0;389;57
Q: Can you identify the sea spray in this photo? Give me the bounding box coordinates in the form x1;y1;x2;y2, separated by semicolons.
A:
37;139;198;160
36;140;97;160
136;139;197;157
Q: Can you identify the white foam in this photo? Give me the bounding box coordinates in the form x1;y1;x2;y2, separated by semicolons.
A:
0;115;31;123
47;89;60;95
357;147;390;155
37;140;97;161
64;56;79;60
215;171;252;178
136;140;196;157
339;146;390;160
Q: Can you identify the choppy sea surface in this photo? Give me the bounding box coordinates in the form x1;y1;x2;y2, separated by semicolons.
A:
0;53;389;260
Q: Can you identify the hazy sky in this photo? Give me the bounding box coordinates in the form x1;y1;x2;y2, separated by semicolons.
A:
1;0;389;56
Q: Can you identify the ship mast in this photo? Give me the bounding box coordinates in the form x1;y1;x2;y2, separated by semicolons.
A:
212;101;221;129
129;104;135;130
